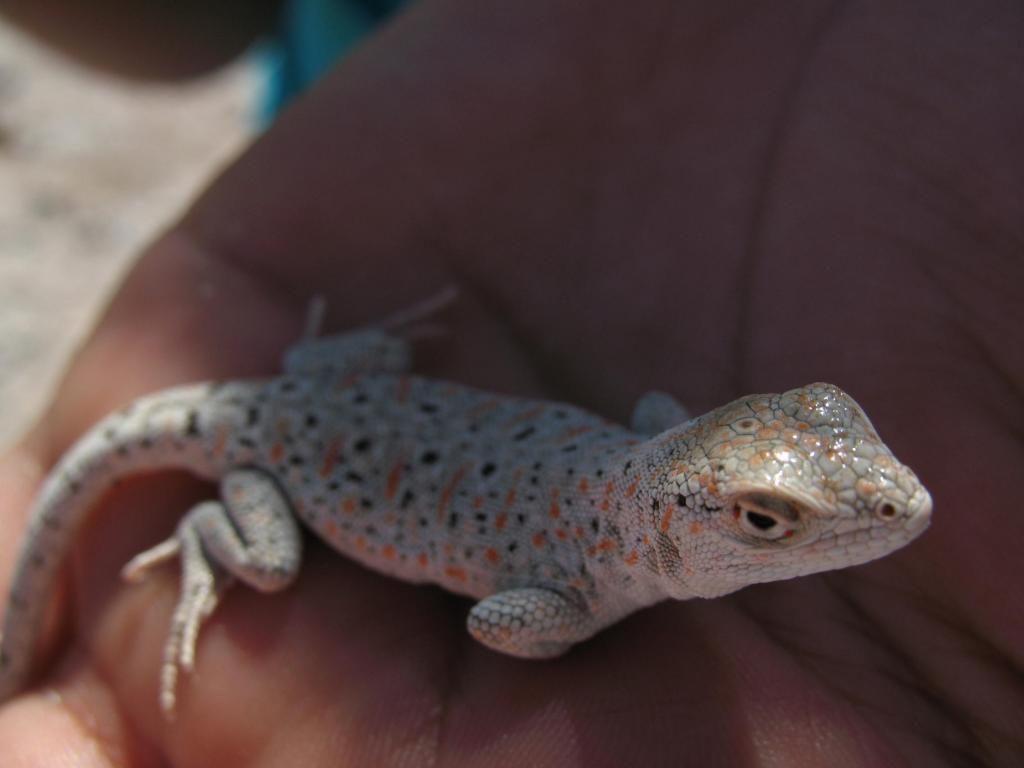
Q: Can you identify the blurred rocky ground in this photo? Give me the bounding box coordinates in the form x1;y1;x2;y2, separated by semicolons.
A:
0;20;258;448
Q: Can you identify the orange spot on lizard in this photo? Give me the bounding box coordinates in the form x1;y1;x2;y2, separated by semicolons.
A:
385;460;403;500
212;426;229;459
319;438;341;478
659;507;674;533
444;565;468;582
560;425;592;441
436;464;469;523
600;479;615;512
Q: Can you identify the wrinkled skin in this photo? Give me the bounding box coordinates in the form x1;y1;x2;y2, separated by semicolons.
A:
1;1;1022;765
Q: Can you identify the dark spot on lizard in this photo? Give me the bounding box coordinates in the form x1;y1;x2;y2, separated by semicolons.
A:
481;462;496;477
354;437;372;452
421;450;439;465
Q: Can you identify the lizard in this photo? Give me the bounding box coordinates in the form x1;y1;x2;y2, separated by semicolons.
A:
0;289;932;716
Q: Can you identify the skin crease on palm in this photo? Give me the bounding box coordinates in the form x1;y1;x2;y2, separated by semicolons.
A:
0;0;1021;765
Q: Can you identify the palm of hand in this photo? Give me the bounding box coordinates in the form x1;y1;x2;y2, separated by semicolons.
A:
1;2;1021;765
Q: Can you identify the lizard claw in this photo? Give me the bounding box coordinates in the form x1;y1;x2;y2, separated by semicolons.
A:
123;519;231;717
380;284;459;332
121;537;181;583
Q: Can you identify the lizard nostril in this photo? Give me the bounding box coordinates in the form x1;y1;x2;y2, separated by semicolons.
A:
876;502;898;520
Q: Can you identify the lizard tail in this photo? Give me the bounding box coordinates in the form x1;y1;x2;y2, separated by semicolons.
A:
0;382;235;703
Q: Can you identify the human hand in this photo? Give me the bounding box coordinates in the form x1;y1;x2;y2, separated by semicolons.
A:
1;2;1021;765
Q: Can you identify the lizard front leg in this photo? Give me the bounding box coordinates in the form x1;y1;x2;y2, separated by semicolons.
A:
467;588;596;659
122;468;301;716
630;391;692;435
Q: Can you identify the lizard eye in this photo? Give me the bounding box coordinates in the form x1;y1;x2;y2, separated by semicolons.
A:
733;494;799;541
745;511;777;530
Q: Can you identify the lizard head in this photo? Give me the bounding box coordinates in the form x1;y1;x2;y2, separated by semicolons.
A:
641;383;931;599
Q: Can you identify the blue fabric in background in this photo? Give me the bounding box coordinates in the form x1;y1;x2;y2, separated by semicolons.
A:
262;0;408;122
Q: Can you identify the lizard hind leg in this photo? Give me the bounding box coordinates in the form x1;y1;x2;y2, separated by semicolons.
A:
283;285;459;377
467;587;595;659
120;468;302;717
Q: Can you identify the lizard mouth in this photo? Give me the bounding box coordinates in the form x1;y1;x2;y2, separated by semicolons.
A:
793;511;929;570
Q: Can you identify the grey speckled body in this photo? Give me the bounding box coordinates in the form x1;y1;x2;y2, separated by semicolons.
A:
0;294;933;715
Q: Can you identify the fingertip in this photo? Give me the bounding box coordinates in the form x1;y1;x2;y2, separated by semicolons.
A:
0;687;118;768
